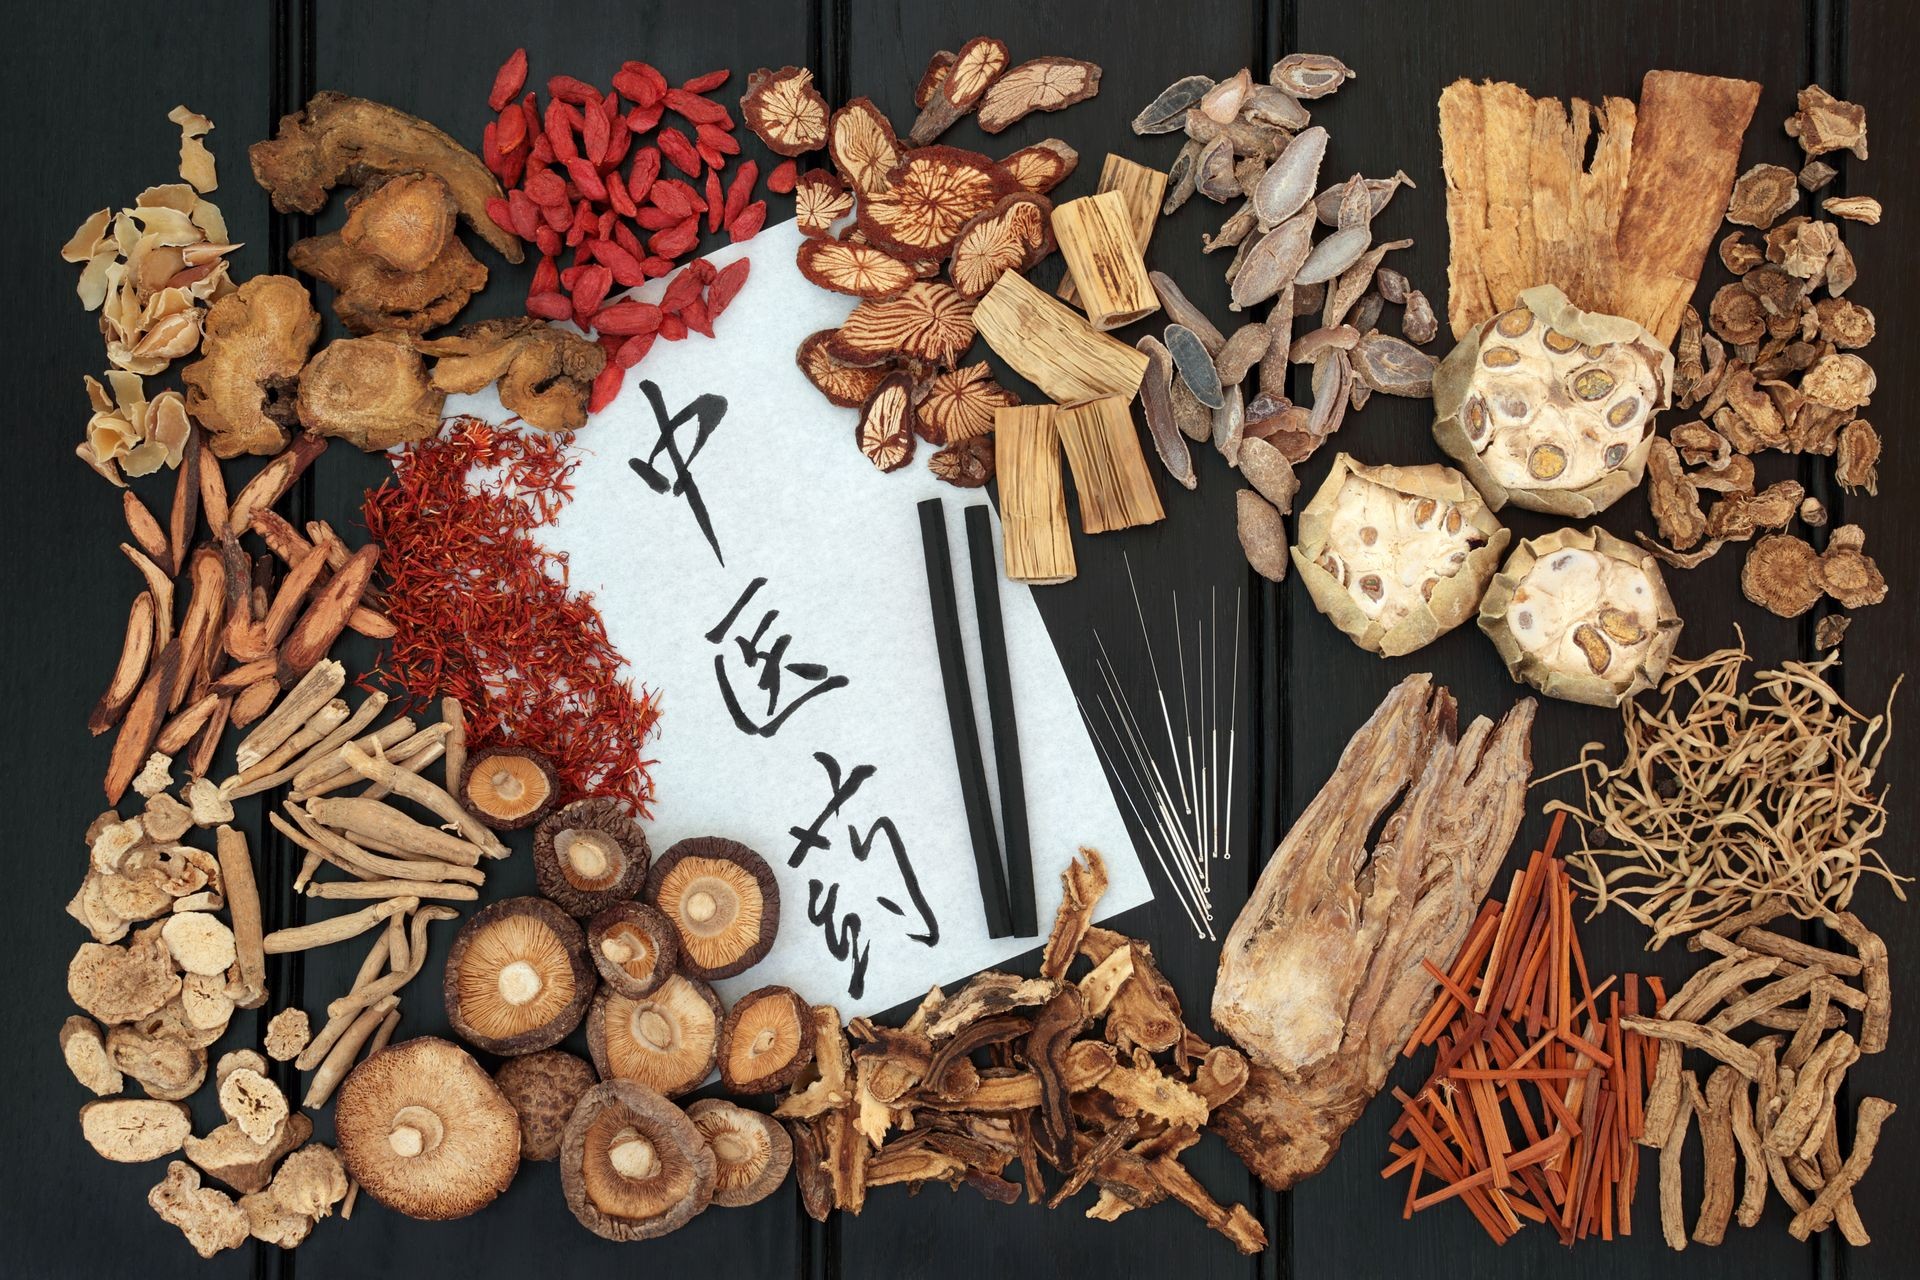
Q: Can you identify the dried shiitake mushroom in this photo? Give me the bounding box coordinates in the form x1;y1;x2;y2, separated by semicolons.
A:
180;274;321;459
1479;526;1682;708
443;897;594;1056
1290;454;1509;657
418;316;606;433
297;333;446;450
718;985;815;1094
494;1049;598;1163
560;1079;715;1241
686;1098;793;1207
587;976;723;1098
587;902;678;999
1433;284;1672;517
334;1036;521;1220
645;837;780;979
534;797;651;916
460;745;560;831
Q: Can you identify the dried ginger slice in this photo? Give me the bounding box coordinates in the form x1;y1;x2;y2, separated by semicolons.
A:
1440;71;1760;345
917;362;1017;444
977;58;1103;134
856;373;917;472
947;194;1053;298
829;99;901;198
797;237;917;300
741;66;830;157
796;330;892;408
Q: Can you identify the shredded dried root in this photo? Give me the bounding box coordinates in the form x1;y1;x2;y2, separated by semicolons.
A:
1546;631;1904;946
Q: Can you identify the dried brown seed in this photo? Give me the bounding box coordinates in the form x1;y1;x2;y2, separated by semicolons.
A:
1193;135;1240;202
1135;335;1196;490
1727;164;1800;230
741;67;830;157
1168;373;1212;442
796;237;917;300
1230;208;1314;309
1165;325;1224;408
1215;324;1272;386
1785;84;1868;160
1312;172;1412;227
1269;53;1353;100
1132;75;1213;136
1236;490;1288;582
977;57;1102;135
1742;534;1825;617
1349;332;1435;398
855;374;917;473
1295;225;1370;287
1252;126;1326;228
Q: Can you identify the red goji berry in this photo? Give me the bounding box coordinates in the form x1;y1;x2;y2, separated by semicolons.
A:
614;61;667;107
523;168;568;208
650;221;698;259
725;161;758;224
659;313;688;342
531;254;560;295
663;87;727;125
588;362;626;413
641;256;675;277
547;74;600;106
645;181;689;220
695;141;725;172
594;300;663;336
506;189;541;239
681;300;713;338
541;198;572;231
497;103;528;154
627;147;661;205
681;68;730;93
583;104;610;165
667;178;706;213
485;197;518;239
526;290;573;321
660;268;704;313
626;103;663;134
565;156;608;203
590;238;647;286
530;132;555;166
726;200;767;242
573;265;613;314
614;332;657;368
544;101;578;161
765;159;798;194
707;259;751;317
602;110;632;170
489;48;527;112
690;259;717;284
607;174;637;219
632;205;680;231
657;128;702;178
696;123;740;156
598;208;618;237
704;171;724;233
535;224;563;256
613;223;646;259
482;120;504;177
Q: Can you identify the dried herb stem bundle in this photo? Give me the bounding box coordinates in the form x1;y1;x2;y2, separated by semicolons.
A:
1550;635;1904;946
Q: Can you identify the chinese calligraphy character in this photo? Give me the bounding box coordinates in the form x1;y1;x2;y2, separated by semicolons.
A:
628;380;729;564
705;578;848;737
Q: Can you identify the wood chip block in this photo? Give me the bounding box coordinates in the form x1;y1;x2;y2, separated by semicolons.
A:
1054;396;1165;535
1059;155;1167;308
974;270;1150;407
994;406;1077;585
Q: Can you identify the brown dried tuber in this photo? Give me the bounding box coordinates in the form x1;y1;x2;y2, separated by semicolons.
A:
418;317;605;433
180;275;321;459
297;334;446;450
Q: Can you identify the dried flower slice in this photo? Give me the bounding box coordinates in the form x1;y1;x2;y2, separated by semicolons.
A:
793;169;854;237
1742;533;1824;617
796;330;892;408
856;147;1013;261
916;361;1017;444
827;282;976;366
977;57;1104;134
997;139;1079;194
796;236;917;300
829;98;901;198
741;67;830;157
856;372;917;472
928;436;996;487
947;193;1053;298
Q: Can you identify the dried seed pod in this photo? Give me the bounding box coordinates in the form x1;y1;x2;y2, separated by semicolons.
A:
1165;324;1225;409
854;373;917;473
534;797;650;917
978;57;1103;135
1199;67;1253;123
1215;324;1272;386
1784;84;1868;160
1292;454;1509;657
1727;164;1800;230
443;898;595;1056
645;836;779;979
796;236;917;300
1238;437;1299;513
687;1099;792;1208
1133;75;1214;135
947;194;1053;298
1294;225;1370;287
1480;527;1681;707
1269;53;1354;99
1742;534;1826;617
559;1079;715;1240
1432;285;1672;517
928;437;996;487
1403;290;1438;345
793;169;855;237
586;977;723;1097
1237;489;1289;582
1169;372;1213;443
1135;335;1196;490
718;985;816;1094
1350;332;1435;399
1312;172;1413;228
857;147;1013;260
1231;209;1315;310
587;902;678;1000
1212;384;1247;465
997;138;1079;194
1193;135;1240;203
1247;123;1327;229
828;282;976;366
1243;83;1310;130
828;99;901;198
741;67;830;157
461;745;559;831
795;330;891;409
1161;139;1200;213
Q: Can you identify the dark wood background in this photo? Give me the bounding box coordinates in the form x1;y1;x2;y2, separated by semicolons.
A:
5;1;1912;1276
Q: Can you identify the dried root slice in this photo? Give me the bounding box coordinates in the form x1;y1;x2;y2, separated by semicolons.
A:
1742;534;1825;618
948;194;1054;298
928;437;997;488
1817;537;1887;610
588;901;679;999
534;796;651;917
1786;84;1869;161
797;236;918;300
829;99;901;199
561;1079;715;1241
720;986;817;1094
797;329;892;408
909;36;1010;145
645;836;780;979
81;1098;192;1162
856;373;918;473
150;1160;249;1258
443;897;594;1056
793;168;855;237
977;57;1103;134
180;275;321;459
918;362;1018;445
460;745;559;830
494;1049;597;1163
1727;164;1801;230
588;977;723;1098
829;282;977;366
998;139;1079;194
916;51;956;109
741;66;830;157
687;1099;793;1207
856;147;1013;261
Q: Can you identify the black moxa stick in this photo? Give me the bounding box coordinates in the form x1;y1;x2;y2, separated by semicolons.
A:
965;504;1036;937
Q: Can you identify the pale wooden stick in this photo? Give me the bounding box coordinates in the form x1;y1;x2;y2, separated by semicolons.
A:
306;796;488;866
1060;156;1167;307
341;741;507;858
235;659;345;770
307;879;480;902
975;269;1150;405
290;717;416;793
225;692;388;800
995;406;1076;585
216;826;267;1009
1051;189;1158;329
295;932;395;1071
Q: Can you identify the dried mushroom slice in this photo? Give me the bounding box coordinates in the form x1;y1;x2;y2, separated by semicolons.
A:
719;986;816;1094
587;977;723;1097
796;329;892;408
645;836;780;978
687;1099;793;1207
797;236;918;300
947;193;1054;298
493;1049;597;1163
1479;526;1682;707
561;1080;715;1241
998;139;1079;194
334;1037;520;1220
856;147;1013;261
443;897;594;1056
1290;454;1510;658
587;901;678;999
793;169;855;237
741;67;830;157
917;361;1017;444
829;99;901;198
855;373;918;473
977;57;1103;134
1432;285;1673;517
827;282;976;366
460;745;559;830
534;797;651;917
928;437;996;488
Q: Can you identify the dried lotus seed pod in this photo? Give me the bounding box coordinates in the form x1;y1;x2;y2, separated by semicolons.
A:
1478;527;1681;708
1290;454;1509;657
1432;284;1673;517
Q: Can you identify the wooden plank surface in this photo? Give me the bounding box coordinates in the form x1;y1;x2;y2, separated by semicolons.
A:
3;1;1915;1277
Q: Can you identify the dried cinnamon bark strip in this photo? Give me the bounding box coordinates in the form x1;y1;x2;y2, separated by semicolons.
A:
104;640;181;804
167;429;201;577
1693;1066;1738;1244
211;657;277;695
1787;1096;1895;1242
185;696;230;779
216;825;268;1009
278;543;378;683
197;431;230;532
120;543;174;651
90;592;155;735
122;490;171;567
232;542;328;662
227;433;327;536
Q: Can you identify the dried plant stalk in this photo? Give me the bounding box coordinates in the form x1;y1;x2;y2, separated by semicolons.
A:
994;406;1076;585
1054;397;1165;534
1051;190;1159;329
975;269;1150;406
1059;156;1167;307
1551;635;1904;946
216;825;267;1010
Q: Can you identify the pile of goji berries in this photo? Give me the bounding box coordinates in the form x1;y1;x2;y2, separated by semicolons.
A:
479;49;789;411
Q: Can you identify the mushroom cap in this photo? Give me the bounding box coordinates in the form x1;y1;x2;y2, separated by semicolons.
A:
443;897;596;1056
587;901;679;999
494;1049;599;1163
461;746;561;831
534;797;652;917
334;1036;521;1220
686;1099;793;1207
645;837;780;979
587;975;722;1097
560;1080;715;1240
719;985;817;1094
